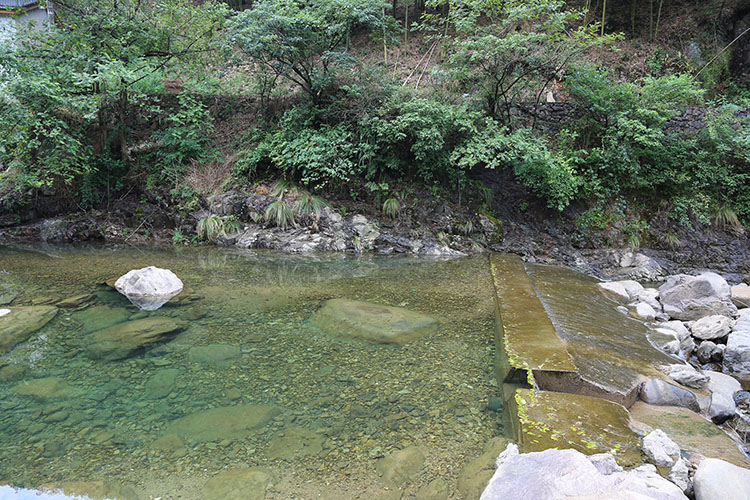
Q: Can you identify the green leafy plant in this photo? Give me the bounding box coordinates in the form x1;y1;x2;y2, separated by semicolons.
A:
197;215;241;242
382;197;401;218
264;200;295;229
172;228;186;244
294;192;328;218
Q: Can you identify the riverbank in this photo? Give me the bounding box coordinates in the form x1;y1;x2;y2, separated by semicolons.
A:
2;180;750;284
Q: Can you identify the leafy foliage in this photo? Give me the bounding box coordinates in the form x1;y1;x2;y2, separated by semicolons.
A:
226;0;394;104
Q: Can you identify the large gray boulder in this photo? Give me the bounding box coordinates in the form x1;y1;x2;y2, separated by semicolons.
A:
724;314;750;383
659;273;737;321
706;372;742;424
640;378;700;412
480;444;687;500
693;458;750;500
114;266;183;311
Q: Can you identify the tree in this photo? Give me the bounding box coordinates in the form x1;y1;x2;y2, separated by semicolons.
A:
423;0;612;124
0;0;227;194
226;0;394;105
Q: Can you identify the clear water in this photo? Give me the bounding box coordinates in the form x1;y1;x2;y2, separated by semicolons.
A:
0;245;498;499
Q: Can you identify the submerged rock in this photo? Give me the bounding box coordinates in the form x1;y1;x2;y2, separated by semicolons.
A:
693;458;750;500
310;299;439;345
114;266;183;311
85;317;186;360
0;305;57;353
659;273;736;321
480;444;687;500
13;377;80;400
203;467;276;500
457;437;510;500
144;368;179;398
164;404;280;442
187;344;241;368
376;446;425;487
266;426;323;460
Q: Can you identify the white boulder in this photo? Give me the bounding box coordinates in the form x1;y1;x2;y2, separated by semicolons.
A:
480;444;687;500
724;314;750;383
642;429;681;467
114;266;183;311
691;315;732;340
693;458;750;500
635;302;657;321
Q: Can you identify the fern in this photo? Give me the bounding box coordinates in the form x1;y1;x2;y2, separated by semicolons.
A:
294;192;328;218
382;197;401;218
265;200;295;229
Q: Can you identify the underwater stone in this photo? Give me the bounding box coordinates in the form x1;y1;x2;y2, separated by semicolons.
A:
266;426;323;460
84;317;186;360
0;306;58;353
310;299;438;345
164;404;280;442
376;446;425;487
13;377;81;400
203;467;276;500
115;266;183;311
187;344;241;368
144;368;179;398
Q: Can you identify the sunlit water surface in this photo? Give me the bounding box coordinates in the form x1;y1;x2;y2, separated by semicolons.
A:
0;245;498;499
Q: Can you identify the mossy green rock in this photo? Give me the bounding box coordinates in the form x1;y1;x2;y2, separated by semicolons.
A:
0;306;57;353
310;299;438;345
13;377;81;400
164;404;280;442
85;317;186;360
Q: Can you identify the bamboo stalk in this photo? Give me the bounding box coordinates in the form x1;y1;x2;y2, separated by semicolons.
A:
654;0;664;40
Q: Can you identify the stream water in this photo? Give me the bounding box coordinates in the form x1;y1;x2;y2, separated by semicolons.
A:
0;245;498;499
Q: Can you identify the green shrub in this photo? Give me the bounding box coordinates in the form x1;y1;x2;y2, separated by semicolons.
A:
197;215;241;242
151;93;216;187
264;200;295;229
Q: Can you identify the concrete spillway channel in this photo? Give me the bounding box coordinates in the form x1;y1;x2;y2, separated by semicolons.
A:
490;254;750;467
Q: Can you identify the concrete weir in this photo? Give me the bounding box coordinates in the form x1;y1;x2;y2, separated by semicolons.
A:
490;254;660;407
491;253;750;466
490;255;643;462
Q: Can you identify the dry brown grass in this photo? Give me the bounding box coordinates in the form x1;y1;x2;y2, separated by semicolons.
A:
185;155;236;195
